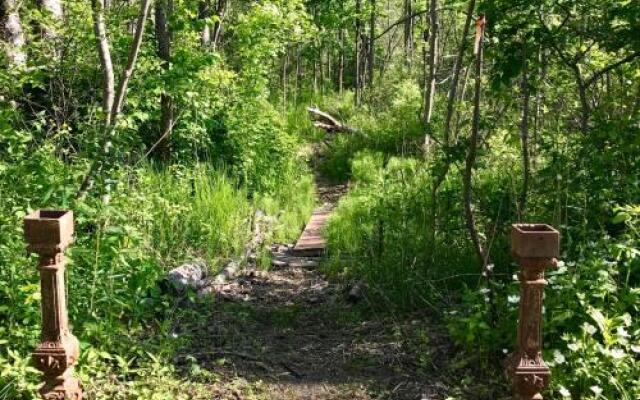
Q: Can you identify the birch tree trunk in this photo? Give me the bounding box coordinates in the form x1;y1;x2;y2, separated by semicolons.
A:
91;0;115;126
1;0;26;65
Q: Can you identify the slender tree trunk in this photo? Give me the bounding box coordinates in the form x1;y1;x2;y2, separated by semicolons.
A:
91;0;115;126
1;0;26;65
355;0;362;106
339;28;345;94
295;46;301;104
423;0;438;125
320;45;325;94
212;0;227;50
518;52;531;220
282;47;289;112
463;15;487;265
443;0;476;145
155;0;173;159
199;1;211;47
367;0;375;88
110;0;153;124
403;0;413;66
78;0;154;198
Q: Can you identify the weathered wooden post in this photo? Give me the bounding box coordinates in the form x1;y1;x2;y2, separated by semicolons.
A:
24;210;82;400
507;224;559;400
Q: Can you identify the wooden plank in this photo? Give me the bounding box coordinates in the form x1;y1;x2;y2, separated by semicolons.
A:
292;209;331;257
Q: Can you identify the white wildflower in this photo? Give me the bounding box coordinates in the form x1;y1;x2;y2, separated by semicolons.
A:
609;348;625;359
559;386;571;398
567;342;579;352
630;345;640;354
502;348;508;354
616;327;629;338
479;288;491;295
553;350;566;364
507;295;520;304
584;323;597;335
590;386;602;396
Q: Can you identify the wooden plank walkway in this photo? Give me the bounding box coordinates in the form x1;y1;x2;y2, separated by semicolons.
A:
291;209;331;257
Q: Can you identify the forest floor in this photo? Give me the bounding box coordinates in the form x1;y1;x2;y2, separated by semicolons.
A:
171;172;506;400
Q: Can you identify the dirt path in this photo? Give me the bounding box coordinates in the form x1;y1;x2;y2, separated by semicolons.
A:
172;180;461;400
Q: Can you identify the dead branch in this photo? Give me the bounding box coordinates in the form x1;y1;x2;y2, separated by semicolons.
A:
307;107;361;135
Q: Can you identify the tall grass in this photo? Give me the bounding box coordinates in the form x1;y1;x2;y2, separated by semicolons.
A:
142;165;253;267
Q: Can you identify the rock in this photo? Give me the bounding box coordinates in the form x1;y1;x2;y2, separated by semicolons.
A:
166;261;207;292
347;280;367;303
214;261;240;284
271;258;288;268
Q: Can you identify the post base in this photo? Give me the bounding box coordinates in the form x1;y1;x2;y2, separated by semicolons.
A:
507;354;550;400
39;375;82;400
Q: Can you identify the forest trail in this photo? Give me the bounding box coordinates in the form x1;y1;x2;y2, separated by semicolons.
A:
175;178;454;399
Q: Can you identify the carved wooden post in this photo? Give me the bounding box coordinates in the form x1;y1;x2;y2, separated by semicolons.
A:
24;210;82;400
507;224;559;400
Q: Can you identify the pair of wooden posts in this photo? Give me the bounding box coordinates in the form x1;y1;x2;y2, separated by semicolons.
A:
23;210;559;400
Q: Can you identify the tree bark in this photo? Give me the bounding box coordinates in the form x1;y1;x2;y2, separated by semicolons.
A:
91;0;115;126
355;0;362;106
518;52;531;220
423;0;438;125
211;0;227;50
443;0;476;146
403;0;413;66
199;1;211;47
110;0;153;124
367;0;375;88
155;0;173;159
463;15;486;266
339;27;345;94
1;0;26;65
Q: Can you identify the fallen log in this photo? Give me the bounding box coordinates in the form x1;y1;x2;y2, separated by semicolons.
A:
307;107;360;134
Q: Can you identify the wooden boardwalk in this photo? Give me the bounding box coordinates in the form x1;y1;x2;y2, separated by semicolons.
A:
291;209;331;257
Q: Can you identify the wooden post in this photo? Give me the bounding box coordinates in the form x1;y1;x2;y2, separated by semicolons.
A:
507;224;559;400
24;210;82;400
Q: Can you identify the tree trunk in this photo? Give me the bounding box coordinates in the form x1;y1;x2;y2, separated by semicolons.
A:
403;0;413;66
355;0;362;106
282;47;289;112
91;0;115;126
518;52;531;220
339;28;345;94
463;15;487;266
1;0;26;65
155;0;173;160
367;0;375;88
199;1;211;47
110;0;153;124
212;0;227;50
423;0;438;126
443;0;476;146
